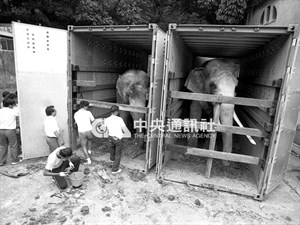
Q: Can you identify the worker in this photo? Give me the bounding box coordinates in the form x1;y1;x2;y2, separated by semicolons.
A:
74;100;95;164
44;105;64;152
0;98;22;165
43;146;80;189
104;105;129;174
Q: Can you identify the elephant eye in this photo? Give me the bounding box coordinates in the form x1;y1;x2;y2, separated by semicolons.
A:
209;82;217;93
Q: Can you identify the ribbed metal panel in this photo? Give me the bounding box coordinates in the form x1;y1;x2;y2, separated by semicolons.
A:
171;24;292;58
69;25;156;52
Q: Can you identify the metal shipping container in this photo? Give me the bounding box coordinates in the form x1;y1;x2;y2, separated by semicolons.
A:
157;24;300;200
13;22;165;172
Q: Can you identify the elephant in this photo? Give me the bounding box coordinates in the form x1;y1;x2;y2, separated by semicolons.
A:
116;69;150;148
184;59;240;165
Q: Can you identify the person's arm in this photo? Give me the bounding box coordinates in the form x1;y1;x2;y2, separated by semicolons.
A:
120;119;130;136
68;158;74;169
53;119;64;145
89;112;95;123
43;169;68;177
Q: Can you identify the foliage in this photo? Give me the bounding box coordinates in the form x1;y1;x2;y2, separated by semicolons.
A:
73;0;113;25
0;0;261;28
216;0;247;24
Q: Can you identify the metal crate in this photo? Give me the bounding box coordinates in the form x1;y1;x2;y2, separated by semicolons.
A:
157;24;300;199
13;22;166;172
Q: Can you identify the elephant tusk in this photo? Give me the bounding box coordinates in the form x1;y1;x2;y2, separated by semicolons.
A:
233;112;256;145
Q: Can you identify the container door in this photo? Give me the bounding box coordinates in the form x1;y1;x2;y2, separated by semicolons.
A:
156;30;171;176
13;22;68;159
146;27;165;170
264;30;300;194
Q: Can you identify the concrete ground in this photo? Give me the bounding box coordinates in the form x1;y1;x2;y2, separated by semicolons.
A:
0;149;299;225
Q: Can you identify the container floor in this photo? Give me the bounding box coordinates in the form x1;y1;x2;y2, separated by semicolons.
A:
161;137;259;197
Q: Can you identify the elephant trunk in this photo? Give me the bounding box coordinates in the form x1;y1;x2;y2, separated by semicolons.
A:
219;103;234;165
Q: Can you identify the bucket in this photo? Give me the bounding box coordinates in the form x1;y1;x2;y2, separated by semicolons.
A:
69;171;84;187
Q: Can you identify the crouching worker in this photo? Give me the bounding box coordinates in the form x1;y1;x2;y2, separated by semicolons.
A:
43;146;80;189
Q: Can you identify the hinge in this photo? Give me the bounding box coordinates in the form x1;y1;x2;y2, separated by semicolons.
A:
292;38;298;46
267;107;276;116
260;158;266;169
168;71;175;79
262;138;270;146
153;34;157;41
286;66;291;75
169;23;177;30
271;155;277;165
71;64;80;71
152;107;156;115
149;23;157;30
272;78;282;87
287;24;296;32
264;122;273;133
274;124;280;134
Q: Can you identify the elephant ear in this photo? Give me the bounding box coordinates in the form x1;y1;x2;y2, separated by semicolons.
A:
116;76;130;102
184;67;206;93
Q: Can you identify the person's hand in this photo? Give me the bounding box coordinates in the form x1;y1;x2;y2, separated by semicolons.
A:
69;162;74;170
59;172;67;177
59;139;65;146
16;128;20;134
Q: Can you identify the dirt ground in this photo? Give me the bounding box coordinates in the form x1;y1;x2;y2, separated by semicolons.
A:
0;139;299;225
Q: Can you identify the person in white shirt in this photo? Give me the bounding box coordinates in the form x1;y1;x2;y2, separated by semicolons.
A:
43;146;80;189
104;105;129;174
5;92;22;157
74;100;95;164
0;98;23;166
44;106;64;152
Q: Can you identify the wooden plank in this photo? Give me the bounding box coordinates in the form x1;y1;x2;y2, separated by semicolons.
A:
165;144;260;165
238;78;282;88
177;119;265;137
75;98;148;114
214;124;264;137
79;84;116;92
170;91;276;108
163;178;257;198
72;65;124;73
75;80;96;87
206;104;220;178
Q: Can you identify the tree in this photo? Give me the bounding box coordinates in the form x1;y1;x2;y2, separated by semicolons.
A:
0;0;262;28
73;0;113;25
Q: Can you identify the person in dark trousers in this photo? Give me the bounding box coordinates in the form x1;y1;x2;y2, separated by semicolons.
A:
5;92;22;157
44;105;64;152
104;105;129;174
43;146;80;189
0;98;22;166
74;100;95;164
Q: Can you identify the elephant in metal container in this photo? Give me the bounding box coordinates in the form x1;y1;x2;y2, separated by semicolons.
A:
184;59;241;165
116;69;150;148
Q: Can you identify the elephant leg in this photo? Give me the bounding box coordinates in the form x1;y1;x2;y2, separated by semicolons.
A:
188;101;202;147
130;112;145;149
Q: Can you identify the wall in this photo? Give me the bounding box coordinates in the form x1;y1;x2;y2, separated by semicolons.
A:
246;0;300;26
